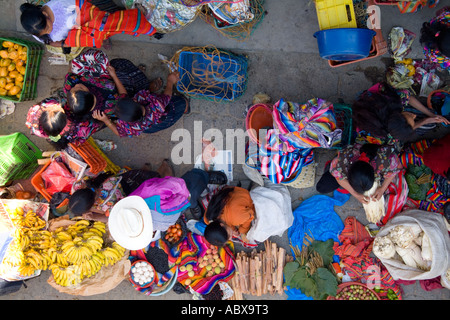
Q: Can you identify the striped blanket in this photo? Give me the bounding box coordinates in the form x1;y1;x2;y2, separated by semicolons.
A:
65;0;156;48
130;232;235;295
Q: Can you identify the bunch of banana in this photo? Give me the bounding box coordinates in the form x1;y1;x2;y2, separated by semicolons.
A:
49;264;82;287
23;210;46;230
47;247;69;267
2;243;24;267
61;240;93;265
101;244;125;267
17;260;36;277
66;220;90;237
23;248;45;270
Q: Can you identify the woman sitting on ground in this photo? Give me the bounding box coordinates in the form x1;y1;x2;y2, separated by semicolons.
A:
19;1;157;50
352;82;450;147
203;186;255;247
25;96;102;148
92;69;189;137
316;143;408;225
420;6;450;71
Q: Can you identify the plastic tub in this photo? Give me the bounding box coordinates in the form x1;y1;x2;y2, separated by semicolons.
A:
245;104;273;145
314;28;376;61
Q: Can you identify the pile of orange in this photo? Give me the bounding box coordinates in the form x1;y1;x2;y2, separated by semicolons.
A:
0;41;27;98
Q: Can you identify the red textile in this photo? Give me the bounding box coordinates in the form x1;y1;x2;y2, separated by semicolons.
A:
422;134;450;178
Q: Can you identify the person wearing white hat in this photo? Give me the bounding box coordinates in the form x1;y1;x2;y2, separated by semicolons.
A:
108;195;155;250
108;168;228;250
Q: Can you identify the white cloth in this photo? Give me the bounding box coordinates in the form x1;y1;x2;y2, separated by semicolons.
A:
33;0;77;43
246;179;294;243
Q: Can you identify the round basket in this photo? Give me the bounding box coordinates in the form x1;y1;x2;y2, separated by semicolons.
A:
281;162;316;189
129;260;158;289
161;218;187;248
150;268;179;297
245;103;273;145
327;282;381;300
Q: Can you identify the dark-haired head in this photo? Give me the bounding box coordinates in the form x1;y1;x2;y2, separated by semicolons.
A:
68;90;95;118
348;160;375;194
205;187;234;221
420;22;450;57
352;88;403;138
204;221;230;247
20;3;52;44
68;172;113;216
116;97;145;122
68;189;96;216
39;110;67;137
387;112;415;143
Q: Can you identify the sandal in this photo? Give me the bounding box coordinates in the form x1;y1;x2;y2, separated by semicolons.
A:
149;77;163;93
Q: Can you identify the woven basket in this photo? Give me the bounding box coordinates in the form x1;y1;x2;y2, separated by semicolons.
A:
281;161;316;189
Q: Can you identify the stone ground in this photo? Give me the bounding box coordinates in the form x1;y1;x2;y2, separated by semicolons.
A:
0;0;449;302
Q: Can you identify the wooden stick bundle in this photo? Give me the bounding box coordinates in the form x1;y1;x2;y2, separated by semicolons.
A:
229;240;292;299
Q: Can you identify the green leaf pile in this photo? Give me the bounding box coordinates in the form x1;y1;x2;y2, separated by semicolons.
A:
405;164;431;200
283;239;338;300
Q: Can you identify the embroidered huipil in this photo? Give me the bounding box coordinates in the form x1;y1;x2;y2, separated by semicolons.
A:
115;90;170;137
329;143;402;184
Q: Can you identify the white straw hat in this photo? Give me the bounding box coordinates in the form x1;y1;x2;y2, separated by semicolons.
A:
108;196;154;250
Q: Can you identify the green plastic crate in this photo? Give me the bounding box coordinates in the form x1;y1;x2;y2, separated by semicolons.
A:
0;132;42;186
0;37;44;102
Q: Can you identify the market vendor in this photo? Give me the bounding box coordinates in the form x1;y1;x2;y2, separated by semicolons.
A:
106;168;227;250
25;96;103;148
316;143;408;225
420;6;450;71
352;82;450;147
19;1;157;49
201;180;294;247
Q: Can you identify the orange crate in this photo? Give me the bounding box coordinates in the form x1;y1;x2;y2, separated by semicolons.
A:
31;162;70;209
327;27;387;67
68;141;107;175
31;161;52;202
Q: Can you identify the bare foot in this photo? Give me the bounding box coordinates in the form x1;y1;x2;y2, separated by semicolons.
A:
156;159;173;177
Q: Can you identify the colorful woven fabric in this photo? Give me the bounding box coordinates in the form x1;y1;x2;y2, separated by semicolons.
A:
259;129;314;184
64;0;156;48
333;217;402;299
272;98;342;149
379;171;409;226
422;7;449;70
397;0;439;13
400;146;448;212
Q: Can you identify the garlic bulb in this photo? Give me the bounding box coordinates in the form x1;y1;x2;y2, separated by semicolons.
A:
389;225;415;248
373;236;396;259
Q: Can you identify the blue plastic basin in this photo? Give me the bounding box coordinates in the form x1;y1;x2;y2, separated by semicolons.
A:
313;28;376;61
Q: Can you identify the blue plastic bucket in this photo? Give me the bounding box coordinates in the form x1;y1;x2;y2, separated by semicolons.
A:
313;28;376;61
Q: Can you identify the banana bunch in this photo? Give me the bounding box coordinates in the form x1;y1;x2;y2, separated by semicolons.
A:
49;265;82;287
8;208;46;230
101;242;126;267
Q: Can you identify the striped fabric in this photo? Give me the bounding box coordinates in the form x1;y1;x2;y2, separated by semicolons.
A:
399;143;448;212
130;233;235;295
379;172;409;226
65;0;156;48
397;0;439;13
272;98;342;149
259;129;314;184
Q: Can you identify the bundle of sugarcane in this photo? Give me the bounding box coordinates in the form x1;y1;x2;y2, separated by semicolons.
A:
229;240;293;299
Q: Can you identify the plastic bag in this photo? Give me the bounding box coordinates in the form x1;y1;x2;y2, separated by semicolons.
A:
41;161;76;195
374;209;450;281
